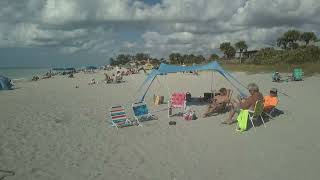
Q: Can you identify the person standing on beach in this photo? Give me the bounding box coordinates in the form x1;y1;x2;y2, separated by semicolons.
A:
222;83;263;124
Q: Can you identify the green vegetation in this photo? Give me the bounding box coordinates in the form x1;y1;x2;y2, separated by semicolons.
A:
110;53;162;66
234;40;248;63
251;46;320;65
169;53;206;64
109;29;319;75
219;42;236;59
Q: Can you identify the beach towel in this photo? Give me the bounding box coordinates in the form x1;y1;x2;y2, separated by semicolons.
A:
237;110;249;132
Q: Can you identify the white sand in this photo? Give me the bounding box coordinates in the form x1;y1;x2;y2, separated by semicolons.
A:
1;71;320;180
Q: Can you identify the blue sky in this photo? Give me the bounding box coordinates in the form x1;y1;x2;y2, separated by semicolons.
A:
0;0;319;67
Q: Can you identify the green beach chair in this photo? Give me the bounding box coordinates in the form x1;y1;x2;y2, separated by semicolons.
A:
248;100;266;132
237;100;266;132
292;68;303;81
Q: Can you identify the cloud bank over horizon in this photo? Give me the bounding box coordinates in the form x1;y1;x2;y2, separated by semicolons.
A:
0;0;319;66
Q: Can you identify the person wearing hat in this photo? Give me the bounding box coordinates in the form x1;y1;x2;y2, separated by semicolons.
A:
272;71;281;82
222;83;263;124
264;88;279;113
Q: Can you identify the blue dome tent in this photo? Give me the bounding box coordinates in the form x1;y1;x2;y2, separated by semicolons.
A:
135;61;247;102
0;75;13;90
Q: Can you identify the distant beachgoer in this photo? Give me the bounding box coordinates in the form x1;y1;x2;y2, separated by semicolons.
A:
104;73;113;83
222;83;263;124
115;71;122;82
32;76;39;81
272;72;281;82
68;73;74;78
138;67;147;74
203;88;230;118
88;78;96;85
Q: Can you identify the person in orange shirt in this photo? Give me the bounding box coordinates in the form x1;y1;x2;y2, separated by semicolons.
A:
264;88;279;113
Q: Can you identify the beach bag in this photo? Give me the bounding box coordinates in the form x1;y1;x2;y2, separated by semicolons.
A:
153;95;164;105
183;108;196;121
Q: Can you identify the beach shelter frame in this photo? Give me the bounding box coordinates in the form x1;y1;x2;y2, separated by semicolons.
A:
135;61;247;103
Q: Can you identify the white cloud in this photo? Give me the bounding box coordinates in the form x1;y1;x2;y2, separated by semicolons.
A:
123;41;138;48
0;0;320;58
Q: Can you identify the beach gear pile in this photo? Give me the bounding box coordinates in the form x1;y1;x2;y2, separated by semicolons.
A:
0;75;13;90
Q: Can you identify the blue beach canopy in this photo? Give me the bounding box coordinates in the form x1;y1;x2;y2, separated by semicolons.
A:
52;67;75;71
86;66;97;70
136;61;247;102
0;75;13;90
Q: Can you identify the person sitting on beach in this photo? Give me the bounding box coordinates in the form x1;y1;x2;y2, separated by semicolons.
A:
264;88;279;113
222;83;263;124
88;78;96;85
272;72;281;82
42;73;52;79
115;71;122;82
202;88;230;118
32;76;40;81
104;73;113;83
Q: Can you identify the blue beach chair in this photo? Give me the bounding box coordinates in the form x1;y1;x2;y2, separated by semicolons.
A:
132;102;157;125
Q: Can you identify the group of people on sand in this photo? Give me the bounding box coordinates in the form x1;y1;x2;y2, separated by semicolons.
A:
89;69;135;85
103;71;123;84
203;83;279;125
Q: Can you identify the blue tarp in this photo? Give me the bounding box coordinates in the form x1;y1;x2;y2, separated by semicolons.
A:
52;68;76;71
0;75;13;90
86;66;97;70
136;61;247;102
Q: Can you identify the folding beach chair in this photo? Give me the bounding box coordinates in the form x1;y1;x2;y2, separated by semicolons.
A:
168;92;186;117
248;100;266;132
109;106;133;129
292;68;303;81
132;102;157;125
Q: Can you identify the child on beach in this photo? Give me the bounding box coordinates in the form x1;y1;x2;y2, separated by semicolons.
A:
264;88;279;113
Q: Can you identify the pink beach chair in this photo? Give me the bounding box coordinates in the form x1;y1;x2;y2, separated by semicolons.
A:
168;92;187;117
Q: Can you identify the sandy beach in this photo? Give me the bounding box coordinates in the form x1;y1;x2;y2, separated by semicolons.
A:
1;70;320;180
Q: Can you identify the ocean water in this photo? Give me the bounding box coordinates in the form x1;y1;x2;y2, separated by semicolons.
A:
0;67;50;80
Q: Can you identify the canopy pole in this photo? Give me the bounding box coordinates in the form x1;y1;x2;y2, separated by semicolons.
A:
213;71;216;92
210;71;214;92
164;75;171;97
156;76;162;88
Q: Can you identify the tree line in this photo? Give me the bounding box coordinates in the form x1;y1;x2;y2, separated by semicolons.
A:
110;30;318;66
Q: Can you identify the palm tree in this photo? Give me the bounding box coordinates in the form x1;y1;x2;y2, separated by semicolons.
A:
220;42;234;59
300;32;317;45
277;37;288;49
235;41;248;63
283;30;301;49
